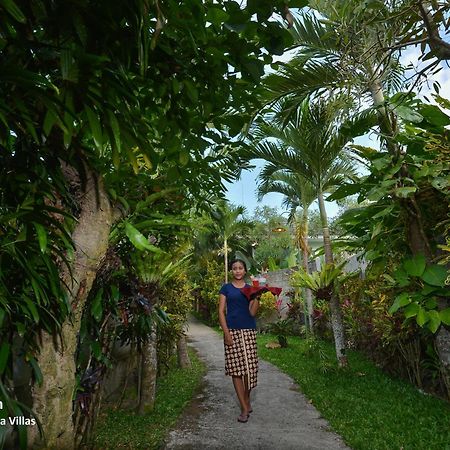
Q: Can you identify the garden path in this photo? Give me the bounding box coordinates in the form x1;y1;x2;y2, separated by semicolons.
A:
163;316;349;450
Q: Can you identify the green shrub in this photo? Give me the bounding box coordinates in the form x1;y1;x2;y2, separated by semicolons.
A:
158;272;194;373
198;259;223;325
258;291;278;318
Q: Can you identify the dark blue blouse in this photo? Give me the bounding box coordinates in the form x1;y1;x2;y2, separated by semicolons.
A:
219;283;256;330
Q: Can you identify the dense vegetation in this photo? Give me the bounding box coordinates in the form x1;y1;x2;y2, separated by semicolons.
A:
0;0;449;448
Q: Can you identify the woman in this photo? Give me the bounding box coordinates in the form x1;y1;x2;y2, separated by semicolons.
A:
218;258;259;423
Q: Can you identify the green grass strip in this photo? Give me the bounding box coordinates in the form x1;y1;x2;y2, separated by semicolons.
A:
258;334;450;450
94;349;205;449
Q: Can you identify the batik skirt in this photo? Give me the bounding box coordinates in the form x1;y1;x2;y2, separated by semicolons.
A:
224;328;258;390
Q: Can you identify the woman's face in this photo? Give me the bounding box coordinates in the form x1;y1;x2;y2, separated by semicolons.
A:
231;261;246;280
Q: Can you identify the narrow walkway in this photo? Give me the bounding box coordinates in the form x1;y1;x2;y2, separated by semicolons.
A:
164;316;349;450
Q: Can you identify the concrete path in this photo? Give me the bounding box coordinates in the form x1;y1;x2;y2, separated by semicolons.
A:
163;316;350;450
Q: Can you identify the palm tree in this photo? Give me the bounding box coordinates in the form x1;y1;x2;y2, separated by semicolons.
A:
263;3;404;152
248;99;371;366
257;171;316;332
209;200;253;283
262;3;433;259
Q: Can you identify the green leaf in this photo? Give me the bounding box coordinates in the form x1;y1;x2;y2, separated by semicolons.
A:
179;150;189;166
422;265;448;287
43;108;58;136
389;292;411;314
206;6;230;25
424;298;438;309
24;297;39;323
107;110;121;154
372;156;391;171
91;288;103;322
440;308;450;325
431;177;449;191
326;183;361;201
393;186;417;198
403;254;426;277
110;285;120;302
184;80;198;103
393;267;409;287
124;222;161;252
416;307;429;327
395;105;423;123
91;341;102;359
403;302;419;318
29;357;43;385
0;308;5;328
421;284;438;296
33;222;47;253
1;0;26;22
0;343;10;374
372;205;394;219
60;48;73;81
418;104;450;127
427;310;441;333
85;105;103;149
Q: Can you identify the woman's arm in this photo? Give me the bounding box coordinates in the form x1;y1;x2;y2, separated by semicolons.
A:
218;293;233;346
249;297;260;317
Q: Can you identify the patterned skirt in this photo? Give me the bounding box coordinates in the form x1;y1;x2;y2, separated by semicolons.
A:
224;329;258;390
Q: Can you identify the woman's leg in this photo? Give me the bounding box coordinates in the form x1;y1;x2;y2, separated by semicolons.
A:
232;376;250;415
242;375;252;411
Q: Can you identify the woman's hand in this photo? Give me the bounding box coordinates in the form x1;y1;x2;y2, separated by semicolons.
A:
224;330;233;346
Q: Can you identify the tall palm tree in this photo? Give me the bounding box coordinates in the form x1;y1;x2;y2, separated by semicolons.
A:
263;2;404;155
257;171;316;332
262;3;433;259
210;200;253;283
247;99;371;366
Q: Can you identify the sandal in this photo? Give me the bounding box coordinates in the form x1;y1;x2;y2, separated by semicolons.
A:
237;413;249;423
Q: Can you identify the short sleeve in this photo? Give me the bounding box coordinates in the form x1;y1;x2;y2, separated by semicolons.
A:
219;284;227;295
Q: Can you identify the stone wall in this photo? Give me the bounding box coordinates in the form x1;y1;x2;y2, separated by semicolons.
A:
264;268;297;318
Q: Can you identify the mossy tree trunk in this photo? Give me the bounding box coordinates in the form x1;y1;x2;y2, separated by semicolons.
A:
137;330;158;415
30;165;115;449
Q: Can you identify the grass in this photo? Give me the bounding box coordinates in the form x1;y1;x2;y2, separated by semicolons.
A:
257;333;450;450
93;349;205;449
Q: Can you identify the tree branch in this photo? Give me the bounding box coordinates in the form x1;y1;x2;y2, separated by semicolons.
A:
418;1;450;60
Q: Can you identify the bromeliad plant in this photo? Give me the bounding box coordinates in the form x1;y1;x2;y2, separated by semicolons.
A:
291;262;359;301
387;253;450;333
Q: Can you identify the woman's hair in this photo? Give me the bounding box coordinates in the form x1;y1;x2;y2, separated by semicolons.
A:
229;258;247;272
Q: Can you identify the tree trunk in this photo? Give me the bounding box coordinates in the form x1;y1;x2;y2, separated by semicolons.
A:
29;165;114;449
137;330;158;415
317;192;333;264
299;209;314;332
329;293;348;367
368;78;400;158
177;334;191;369
317;191;347;366
436;299;450;398
224;237;228;283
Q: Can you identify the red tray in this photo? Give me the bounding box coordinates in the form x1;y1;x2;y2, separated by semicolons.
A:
240;286;282;301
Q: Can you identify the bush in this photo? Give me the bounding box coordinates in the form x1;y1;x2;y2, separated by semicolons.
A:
258;291;278;318
158;273;194;373
198;259;223;325
340;274;445;398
